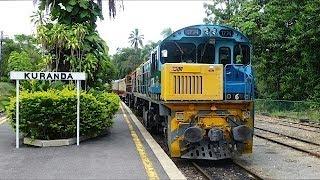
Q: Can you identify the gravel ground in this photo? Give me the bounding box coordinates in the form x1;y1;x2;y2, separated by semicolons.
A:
255;116;320;144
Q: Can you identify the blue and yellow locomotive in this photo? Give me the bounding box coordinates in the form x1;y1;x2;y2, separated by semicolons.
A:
115;24;254;160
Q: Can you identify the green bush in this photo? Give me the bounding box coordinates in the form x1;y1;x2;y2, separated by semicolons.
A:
0;82;15;112
6;88;120;140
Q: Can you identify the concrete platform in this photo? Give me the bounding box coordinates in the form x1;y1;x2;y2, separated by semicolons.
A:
0;103;185;179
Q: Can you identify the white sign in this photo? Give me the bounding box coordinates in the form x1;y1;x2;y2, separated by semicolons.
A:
10;72;86;80
10;71;86;148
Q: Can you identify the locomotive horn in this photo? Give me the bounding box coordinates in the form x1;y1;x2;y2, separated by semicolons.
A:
183;126;204;143
232;125;253;142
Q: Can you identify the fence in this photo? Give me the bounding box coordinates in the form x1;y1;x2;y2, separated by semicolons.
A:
255;99;320;122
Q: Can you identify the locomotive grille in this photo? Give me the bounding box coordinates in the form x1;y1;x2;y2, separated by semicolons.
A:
173;75;203;94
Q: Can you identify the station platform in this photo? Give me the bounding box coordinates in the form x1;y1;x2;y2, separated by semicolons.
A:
0;103;185;179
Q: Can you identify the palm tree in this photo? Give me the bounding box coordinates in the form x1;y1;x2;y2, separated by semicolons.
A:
128;29;144;49
30;10;49;26
161;27;173;38
34;0;119;18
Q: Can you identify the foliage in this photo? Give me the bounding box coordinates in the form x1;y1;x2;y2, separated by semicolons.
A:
204;0;245;24
0;82;15;112
35;0;117;87
112;41;159;79
6;88;120;140
0;34;45;79
7;51;33;72
161;27;173;39
30;9;49;26
255;99;320;122
204;0;320;101
128;28;144;49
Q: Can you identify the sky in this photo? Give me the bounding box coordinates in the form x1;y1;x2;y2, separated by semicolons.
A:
0;0;209;55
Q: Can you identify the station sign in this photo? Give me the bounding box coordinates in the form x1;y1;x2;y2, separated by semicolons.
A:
10;71;86;148
10;72;86;80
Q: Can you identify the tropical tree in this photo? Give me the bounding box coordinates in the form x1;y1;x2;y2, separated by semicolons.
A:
30;9;49;26
35;0;119;19
128;28;144;49
112;41;159;79
160;28;173;38
203;0;245;24
33;0;119;86
0;34;45;79
203;0;320;101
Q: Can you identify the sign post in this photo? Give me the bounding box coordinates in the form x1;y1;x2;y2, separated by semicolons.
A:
15;80;19;149
10;72;86;148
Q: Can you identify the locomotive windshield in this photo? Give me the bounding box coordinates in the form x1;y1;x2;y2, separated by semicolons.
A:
160;40;215;64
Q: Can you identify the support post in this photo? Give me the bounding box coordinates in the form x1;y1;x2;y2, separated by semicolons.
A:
76;80;80;146
16;80;19;149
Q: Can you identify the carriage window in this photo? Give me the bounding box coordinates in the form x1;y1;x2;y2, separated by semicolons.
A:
151;52;157;73
160;41;196;63
219;47;231;65
197;43;215;64
234;44;250;64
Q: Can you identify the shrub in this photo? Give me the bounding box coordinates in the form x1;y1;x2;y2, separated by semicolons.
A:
6;88;120;140
0;82;15;112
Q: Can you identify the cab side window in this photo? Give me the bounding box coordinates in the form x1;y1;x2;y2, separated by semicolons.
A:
234;44;250;64
219;47;231;65
151;52;157;73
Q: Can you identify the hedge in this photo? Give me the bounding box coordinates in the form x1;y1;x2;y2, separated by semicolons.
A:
6;88;120;140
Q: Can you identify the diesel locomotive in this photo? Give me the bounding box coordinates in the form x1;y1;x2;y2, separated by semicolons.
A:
113;24;254;160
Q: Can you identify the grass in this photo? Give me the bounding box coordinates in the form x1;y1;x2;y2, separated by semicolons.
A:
255;99;320;123
0;82;15;113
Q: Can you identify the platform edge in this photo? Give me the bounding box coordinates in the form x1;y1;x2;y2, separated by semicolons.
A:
121;102;186;180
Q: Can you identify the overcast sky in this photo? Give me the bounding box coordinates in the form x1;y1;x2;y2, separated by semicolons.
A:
0;0;209;54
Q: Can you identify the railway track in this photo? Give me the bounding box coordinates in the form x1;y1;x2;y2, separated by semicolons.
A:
191;161;261;180
254;127;320;158
256;114;320;130
281;119;320;129
256;119;320;133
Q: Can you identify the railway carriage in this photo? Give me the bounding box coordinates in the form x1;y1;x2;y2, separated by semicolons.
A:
113;24;254;160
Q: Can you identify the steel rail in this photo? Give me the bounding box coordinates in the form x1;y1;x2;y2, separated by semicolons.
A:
255;127;320;146
280;119;320;129
256;119;320;133
191;162;212;180
232;161;263;180
254;133;320;158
